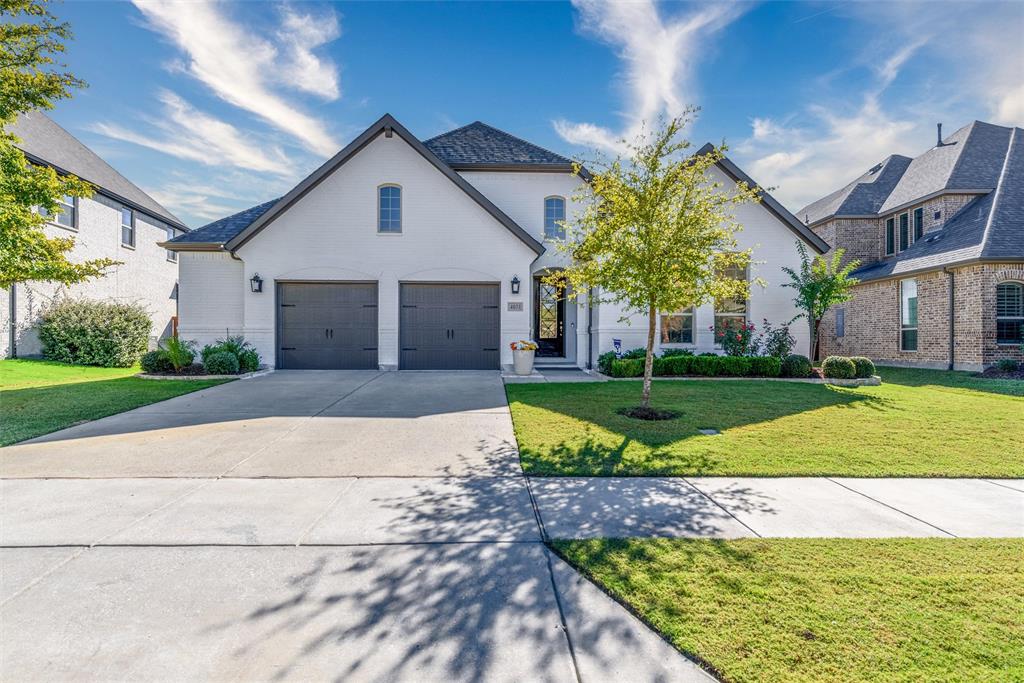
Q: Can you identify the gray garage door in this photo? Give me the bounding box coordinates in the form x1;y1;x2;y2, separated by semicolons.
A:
277;282;378;369
400;283;500;370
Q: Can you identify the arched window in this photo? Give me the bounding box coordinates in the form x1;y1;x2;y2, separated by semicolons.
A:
378;184;401;233
996;282;1023;344
544;196;565;240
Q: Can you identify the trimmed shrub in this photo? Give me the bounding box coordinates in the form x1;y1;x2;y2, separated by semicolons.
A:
140;350;173;374
781;354;812;378
204;351;240;375
851;356;876;378
201;335;261;373
749;356;783;377
238;348;260;373
597;351;617;375
996;358;1020;372
822;355;856;379
609;358;644;377
660;347;693;358
620;347;648;360
37;299;151;367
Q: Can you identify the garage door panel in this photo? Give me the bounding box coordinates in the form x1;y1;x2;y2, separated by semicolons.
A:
278;283;378;370
399;284;500;370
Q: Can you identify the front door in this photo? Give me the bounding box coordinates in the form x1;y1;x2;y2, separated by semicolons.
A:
534;277;564;357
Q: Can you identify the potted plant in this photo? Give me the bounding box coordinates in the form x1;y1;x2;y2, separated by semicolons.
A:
510;340;538;376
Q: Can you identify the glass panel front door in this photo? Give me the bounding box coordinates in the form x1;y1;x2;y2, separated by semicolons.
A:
535;277;564;357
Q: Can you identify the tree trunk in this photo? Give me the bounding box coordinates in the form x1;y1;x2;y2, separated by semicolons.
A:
810;317;821;362
641;303;656;408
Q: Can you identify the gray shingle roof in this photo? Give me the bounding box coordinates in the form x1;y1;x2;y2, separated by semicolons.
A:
169;198;280;244
6;111;186;229
797;154;912;225
852;126;1023;282
879;121;1013;213
423;121;573;167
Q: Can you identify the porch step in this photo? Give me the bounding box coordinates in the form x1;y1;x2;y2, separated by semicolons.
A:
534;361;580;370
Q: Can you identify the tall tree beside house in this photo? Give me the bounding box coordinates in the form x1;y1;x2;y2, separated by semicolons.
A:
0;0;114;289
554;112;761;410
781;241;860;361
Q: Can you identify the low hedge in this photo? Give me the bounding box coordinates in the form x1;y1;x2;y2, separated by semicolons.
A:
822;355;856;379
204;351;240;375
610;354;782;378
851;356;876;378
781;354;813;378
140;350;173;374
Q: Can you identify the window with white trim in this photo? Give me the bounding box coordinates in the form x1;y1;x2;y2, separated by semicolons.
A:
544;196;566;239
166;227;177;262
38;195;77;229
378;185;401;233
120;207;135;247
660;308;694;344
996;282;1023;344
714;263;748;339
900;278;918;351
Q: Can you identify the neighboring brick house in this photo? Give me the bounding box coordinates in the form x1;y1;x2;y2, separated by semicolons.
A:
797;121;1023;371
0;111;189;358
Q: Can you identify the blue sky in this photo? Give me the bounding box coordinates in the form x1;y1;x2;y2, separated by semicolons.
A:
47;1;1024;227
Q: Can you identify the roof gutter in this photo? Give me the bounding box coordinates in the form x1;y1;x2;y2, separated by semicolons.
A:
854;257;1024;285
158;241;227;252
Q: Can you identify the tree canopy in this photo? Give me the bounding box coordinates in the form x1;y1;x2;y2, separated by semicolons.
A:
554;111;762;407
0;0;115;289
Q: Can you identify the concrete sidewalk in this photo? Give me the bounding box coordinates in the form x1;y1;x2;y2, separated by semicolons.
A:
529;476;1024;539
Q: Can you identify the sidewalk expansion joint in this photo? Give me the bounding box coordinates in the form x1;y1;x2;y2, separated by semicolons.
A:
825;478;957;538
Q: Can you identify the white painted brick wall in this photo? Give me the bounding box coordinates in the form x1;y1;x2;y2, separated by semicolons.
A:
0;193;180;358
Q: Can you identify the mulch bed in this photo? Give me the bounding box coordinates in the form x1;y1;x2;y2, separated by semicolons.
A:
617;406;680;421
977;366;1024;380
147;364;214;377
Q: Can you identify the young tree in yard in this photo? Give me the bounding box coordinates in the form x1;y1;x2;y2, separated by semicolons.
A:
781;241;860;361
0;0;115;289
553;112;761;410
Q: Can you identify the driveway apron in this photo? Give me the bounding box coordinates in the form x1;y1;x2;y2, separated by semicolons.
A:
0;370;709;682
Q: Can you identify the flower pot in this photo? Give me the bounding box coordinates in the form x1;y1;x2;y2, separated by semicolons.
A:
513;349;535;376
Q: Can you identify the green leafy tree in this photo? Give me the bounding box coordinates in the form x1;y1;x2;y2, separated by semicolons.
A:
554;112;761;408
0;0;115;289
781;241;860;361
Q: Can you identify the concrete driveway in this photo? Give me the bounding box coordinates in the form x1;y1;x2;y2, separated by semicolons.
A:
0;371;708;682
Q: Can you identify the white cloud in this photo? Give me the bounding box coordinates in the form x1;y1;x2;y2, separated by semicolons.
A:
132;0;341;155
553;0;747;153
737;97;924;212
275;6;342;100
91;90;295;176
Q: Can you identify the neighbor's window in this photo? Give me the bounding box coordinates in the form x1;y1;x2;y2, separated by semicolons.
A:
996;282;1023;344
544;196;566;239
885;217;895;255
121;207;135;247
715;263;748;336
898;212;909;251
378;185;402;233
166;227;177;262
900;278;918;351
39;195;77;229
913;207;924;241
660;308;694;344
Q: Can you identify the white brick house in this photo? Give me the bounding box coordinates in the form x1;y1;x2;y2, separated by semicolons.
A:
167;114;827;371
1;111;188;358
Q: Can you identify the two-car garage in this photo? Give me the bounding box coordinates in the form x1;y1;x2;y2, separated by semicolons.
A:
276;282;500;370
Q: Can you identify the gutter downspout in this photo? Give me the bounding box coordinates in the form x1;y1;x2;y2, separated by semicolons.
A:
586;286;594;370
944;267;955;370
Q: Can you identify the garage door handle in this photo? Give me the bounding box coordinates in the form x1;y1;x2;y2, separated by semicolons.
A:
281;347;296;351
280;304;296;307
402;347;417;351
483;347;498;351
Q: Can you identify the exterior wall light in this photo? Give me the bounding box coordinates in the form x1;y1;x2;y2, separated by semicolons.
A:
249;273;264;293
511;275;521;295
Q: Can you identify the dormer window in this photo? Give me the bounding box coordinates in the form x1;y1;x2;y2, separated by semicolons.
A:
885;218;895;255
544;196;565;240
898;212;909;251
913;208;924;240
378;185;401;233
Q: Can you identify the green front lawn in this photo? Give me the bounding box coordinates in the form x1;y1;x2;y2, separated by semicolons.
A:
553;538;1024;683
0;359;231;446
507;367;1024;477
